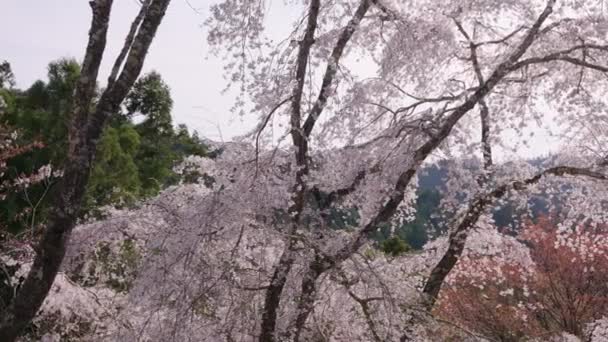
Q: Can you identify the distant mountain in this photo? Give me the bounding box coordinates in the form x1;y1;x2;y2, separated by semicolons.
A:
385;157;558;249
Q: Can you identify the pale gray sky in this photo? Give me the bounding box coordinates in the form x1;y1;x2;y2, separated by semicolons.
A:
0;0;288;141
1;1;558;157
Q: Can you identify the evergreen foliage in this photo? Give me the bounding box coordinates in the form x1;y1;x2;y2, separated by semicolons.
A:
0;60;207;233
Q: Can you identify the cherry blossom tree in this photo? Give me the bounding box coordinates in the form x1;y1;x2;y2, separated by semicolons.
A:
206;0;608;340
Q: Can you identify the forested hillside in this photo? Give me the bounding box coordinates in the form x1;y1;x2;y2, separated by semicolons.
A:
0;59;207;234
376;158;559;250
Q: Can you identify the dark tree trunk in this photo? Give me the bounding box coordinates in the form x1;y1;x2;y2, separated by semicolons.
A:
258;0;320;339
258;1;372;338
0;1;171;340
259;240;297;342
292;254;324;341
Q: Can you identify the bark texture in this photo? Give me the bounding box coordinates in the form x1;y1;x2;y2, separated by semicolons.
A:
0;1;171;340
258;1;321;340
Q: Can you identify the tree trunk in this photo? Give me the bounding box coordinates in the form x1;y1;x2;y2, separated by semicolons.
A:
292;254;324;341
259;239;297;342
0;1;171;340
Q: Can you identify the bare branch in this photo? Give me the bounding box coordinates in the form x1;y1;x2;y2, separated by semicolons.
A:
253;96;293;178
370;0;399;22
312;169;368;211
452;18;493;174
512;54;608;73
347;290;384;342
476;26;526;47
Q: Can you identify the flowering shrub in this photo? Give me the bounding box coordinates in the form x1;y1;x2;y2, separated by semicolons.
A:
0;125;45;228
437;218;608;340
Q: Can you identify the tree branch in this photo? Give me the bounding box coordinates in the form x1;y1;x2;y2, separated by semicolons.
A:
326;0;557;270
0;0;116;338
453;18;493;175
512;55;608;73
312;169;367;211
259;1;321;340
107;0;150;88
253;96;293;178
263;2;373;339
347;290;384;342
302;0;372;138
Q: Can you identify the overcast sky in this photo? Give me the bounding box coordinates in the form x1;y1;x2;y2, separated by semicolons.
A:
0;0;295;141
1;1;559;158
